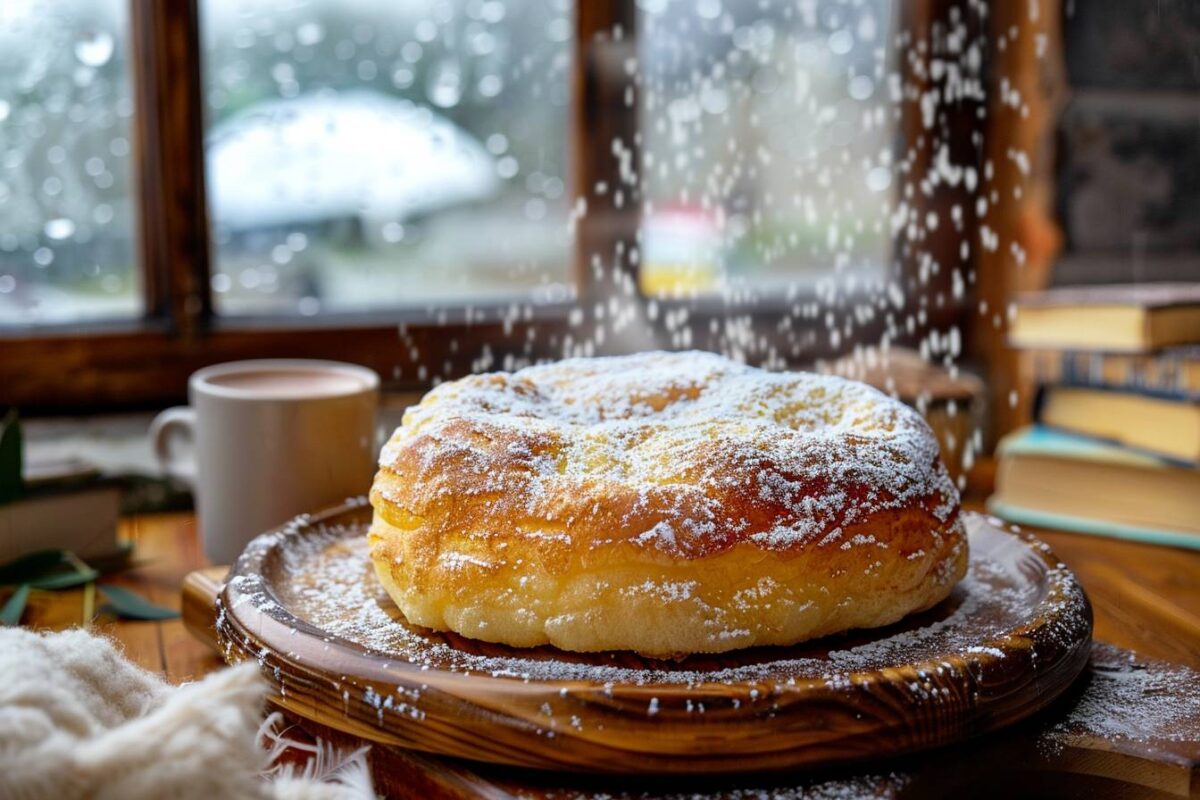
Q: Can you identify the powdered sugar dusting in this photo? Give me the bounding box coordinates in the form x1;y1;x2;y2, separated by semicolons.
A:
376;351;961;559
1041;642;1200;751
525;773;910;800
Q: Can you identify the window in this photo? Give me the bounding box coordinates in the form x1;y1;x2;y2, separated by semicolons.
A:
0;0;140;327
200;0;573;316
638;0;895;297
0;0;986;411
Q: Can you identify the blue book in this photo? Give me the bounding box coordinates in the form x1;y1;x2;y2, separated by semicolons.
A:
989;426;1200;551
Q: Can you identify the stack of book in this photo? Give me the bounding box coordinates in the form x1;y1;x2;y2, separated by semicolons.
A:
993;283;1200;550
0;412;123;565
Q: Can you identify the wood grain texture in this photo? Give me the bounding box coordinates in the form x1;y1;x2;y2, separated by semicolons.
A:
572;1;637;299
320;637;1200;800
192;604;1200;799
0;301;939;412
15;512;223;682
22;467;1198;679
181;566;228;653
211;503;1091;774
1034;533;1200;669
973;0;1069;440
129;0;212;338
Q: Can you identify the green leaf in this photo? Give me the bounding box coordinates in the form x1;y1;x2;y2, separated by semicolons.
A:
0;584;30;626
98;585;179;621
0;409;22;506
30;569;100;590
0;550;98;589
0;550;70;584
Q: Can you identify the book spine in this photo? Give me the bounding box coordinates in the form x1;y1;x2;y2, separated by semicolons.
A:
1031;350;1200;399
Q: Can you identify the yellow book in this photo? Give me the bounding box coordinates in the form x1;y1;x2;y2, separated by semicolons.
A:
1011;283;1200;352
1038;385;1200;464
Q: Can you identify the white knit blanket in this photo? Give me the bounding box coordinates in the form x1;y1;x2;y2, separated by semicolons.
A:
0;628;374;800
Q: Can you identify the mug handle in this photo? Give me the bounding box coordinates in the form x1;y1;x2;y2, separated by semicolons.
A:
150;407;197;485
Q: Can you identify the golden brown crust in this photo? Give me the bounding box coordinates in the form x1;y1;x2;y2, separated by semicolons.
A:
368;351;967;656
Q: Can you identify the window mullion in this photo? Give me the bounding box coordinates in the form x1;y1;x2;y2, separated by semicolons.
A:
573;0;640;304
129;0;212;339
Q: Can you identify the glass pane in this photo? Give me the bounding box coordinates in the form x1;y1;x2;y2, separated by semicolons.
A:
201;0;573;317
0;0;141;327
638;0;894;296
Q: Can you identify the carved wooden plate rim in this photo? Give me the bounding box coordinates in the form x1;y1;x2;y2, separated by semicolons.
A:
216;501;1094;774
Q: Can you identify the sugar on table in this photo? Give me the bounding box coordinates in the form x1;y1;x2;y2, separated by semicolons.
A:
179;505;1200;798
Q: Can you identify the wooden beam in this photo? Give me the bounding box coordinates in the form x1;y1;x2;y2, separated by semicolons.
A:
129;0;212;338
895;0;989;339
573;1;639;299
972;0;1067;440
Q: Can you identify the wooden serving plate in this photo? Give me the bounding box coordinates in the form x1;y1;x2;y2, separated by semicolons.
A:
210;501;1092;774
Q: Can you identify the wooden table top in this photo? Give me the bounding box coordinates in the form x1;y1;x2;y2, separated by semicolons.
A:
12;489;1200;799
18;496;1200;683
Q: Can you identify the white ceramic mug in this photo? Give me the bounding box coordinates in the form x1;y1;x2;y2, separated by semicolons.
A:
150;359;380;564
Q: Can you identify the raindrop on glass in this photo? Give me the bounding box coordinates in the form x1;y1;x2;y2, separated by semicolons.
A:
700;87;729;115
480;1;507;23
866;166;892;192
486;133;509;155
848;75;875;101
392;66;415;89
478;74;503;98
44;219;76;241
496;156;519;179
414;20;438;43
75;30;115;67
697;0;722;21
827;29;854;56
296;21;324;46
382;222;406;243
426;59;463;108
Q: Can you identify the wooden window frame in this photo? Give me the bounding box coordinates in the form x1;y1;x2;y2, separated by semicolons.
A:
2;0;980;412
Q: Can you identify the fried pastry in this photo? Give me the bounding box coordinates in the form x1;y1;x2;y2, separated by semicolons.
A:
369;351;967;657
